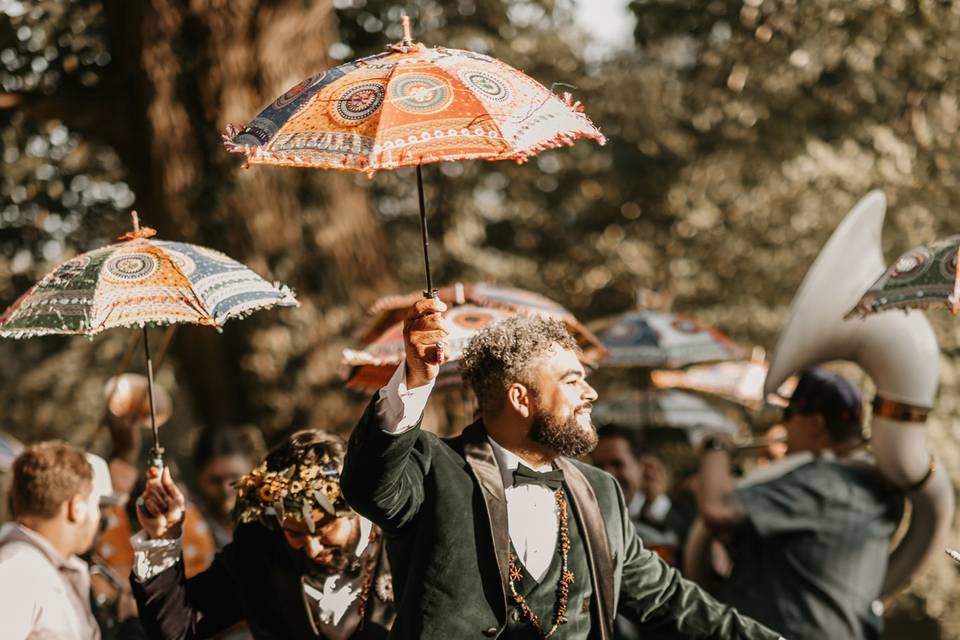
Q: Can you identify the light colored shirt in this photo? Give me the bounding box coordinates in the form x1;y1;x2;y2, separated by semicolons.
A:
131;510;376;640
487;437;559;582
375;360;436;434
627;492;671;524
627;493;678;548
0;522;102;640
378;362;560;582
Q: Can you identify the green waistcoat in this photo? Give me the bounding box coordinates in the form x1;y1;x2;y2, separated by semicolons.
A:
506;491;592;640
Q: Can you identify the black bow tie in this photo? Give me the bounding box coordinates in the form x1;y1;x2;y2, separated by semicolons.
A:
512;463;564;490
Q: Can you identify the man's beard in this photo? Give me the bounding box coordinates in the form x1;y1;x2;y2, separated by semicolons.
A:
297;518;362;578
307;548;352;576
529;403;598;457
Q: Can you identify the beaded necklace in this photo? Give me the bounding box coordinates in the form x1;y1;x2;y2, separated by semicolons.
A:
354;528;379;628
507;488;574;639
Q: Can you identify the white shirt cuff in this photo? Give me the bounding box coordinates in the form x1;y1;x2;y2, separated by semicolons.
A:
375;361;435;434
131;528;183;582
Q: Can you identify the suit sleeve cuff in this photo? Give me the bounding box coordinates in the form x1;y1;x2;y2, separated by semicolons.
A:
376;360;435;434
131;528;183;582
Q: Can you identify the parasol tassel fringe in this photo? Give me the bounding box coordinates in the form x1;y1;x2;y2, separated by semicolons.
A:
221;125;605;175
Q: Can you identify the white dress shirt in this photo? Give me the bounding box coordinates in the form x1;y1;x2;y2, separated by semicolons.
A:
487;438;559;582
627;492;679;548
377;362;560;582
0;522;101;640
628;493;671;524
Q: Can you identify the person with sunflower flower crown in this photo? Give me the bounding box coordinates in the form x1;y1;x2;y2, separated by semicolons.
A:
129;430;395;640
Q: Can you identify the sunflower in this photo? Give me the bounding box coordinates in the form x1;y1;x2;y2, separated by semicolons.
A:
258;484;276;502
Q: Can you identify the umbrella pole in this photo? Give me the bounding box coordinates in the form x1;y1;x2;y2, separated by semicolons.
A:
141;326;164;470
416;164;437;298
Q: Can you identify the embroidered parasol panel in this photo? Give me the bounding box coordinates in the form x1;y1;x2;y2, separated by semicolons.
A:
224;45;603;173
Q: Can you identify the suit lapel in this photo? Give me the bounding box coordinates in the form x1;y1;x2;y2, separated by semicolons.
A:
556;458;615;640
463;421;510;615
461;421;510;616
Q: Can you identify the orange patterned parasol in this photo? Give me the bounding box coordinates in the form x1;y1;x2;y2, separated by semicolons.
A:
343;282;605;390
223;16;604;296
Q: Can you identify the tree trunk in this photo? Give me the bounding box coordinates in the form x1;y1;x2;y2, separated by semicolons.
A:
94;0;394;433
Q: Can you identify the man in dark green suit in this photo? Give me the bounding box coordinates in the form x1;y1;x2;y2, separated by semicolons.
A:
343;298;783;640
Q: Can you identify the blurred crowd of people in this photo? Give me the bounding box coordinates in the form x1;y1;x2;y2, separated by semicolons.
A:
0;303;905;640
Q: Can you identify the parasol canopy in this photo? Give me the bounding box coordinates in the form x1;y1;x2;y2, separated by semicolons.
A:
223;16;603;295
0;212;298;468
344;282;605;390
847;235;960;317
651;349;799;409
592;390;739;446
0;226;297;338
344;303;510;390
358;281;605;360
222;20;603;174
597;310;746;369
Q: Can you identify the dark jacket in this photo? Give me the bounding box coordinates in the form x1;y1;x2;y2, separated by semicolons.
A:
342;399;782;640
714;459;901;640
130;520;394;640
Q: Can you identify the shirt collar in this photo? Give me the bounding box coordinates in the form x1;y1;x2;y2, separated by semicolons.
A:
354;517;373;558
1;522;86;573
486;436;553;489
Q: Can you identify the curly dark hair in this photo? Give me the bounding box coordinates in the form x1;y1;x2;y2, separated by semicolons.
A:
263;430;346;473
459;315;579;414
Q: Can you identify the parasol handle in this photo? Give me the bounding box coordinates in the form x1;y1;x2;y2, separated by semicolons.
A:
401;15;413;46
414;165;443;363
141;326;164;472
416;164;437;299
131;210;140;232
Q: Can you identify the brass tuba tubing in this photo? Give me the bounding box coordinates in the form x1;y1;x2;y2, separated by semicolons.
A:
760;190;953;596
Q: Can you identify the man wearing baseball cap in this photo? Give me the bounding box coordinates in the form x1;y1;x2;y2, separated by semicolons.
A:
692;368;903;640
0;441;116;640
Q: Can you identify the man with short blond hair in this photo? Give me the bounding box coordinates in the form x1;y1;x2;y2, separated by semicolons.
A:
0;440;106;640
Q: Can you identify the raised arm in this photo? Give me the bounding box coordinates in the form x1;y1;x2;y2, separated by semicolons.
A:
128;466;243;639
342;297;448;533
613;476;783;640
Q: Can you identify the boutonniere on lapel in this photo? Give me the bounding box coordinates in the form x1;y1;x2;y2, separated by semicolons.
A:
375;573;394;603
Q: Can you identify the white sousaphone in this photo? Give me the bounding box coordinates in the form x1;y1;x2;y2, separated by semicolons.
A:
683;190;954;595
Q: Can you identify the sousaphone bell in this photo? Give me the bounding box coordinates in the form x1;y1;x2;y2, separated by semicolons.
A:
684;191;954;595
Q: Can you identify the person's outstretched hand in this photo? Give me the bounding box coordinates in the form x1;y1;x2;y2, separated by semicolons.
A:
403;297;449;389
135;466;185;539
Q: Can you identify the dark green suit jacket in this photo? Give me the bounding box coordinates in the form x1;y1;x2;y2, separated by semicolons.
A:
342;399;782;639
